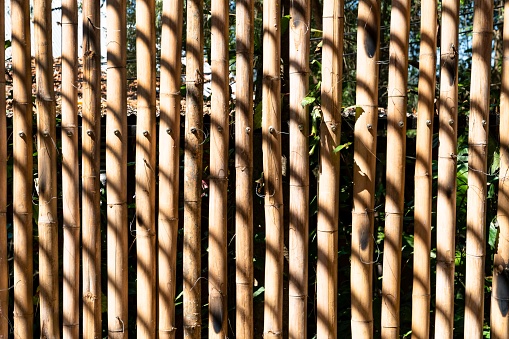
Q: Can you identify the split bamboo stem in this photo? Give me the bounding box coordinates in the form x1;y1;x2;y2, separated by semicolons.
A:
208;0;230;336
380;0;410;337
262;0;284;336
411;0;437;337
288;0;311;334
434;0;459;337
0;0;7;333
82;0;102;335
351;0;380;337
235;0;255;334
316;0;343;337
106;0;128;336
11;0;34;335
158;0;183;335
35;0;59;334
491;1;509;337
183;0;204;334
464;1;492;337
135;0;157;334
61;0;80;335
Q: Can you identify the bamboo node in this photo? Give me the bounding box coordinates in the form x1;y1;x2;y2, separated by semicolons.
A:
18;131;25;138
108;316;125;333
83;291;97;301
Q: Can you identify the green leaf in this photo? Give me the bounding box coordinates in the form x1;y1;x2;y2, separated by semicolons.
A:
489;217;498;249
253;286;265;298
333;142;352;153
301;96;316;108
4;40;11;49
280;15;291;35
355;106;365;121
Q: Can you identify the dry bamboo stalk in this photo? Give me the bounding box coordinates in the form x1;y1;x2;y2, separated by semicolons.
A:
350;0;380;337
316;0;343;337
11;0;33;335
464;1;492;337
208;0;230;336
35;0;59;334
183;0;204;334
235;0;255;334
288;0;311;336
135;0;157;335
61;0;80;336
106;0;128;336
434;0;459;337
82;0;102;335
491;1;509;337
411;0;437;337
380;0;410;337
262;0;284;336
158;0;183;335
0;0;7;333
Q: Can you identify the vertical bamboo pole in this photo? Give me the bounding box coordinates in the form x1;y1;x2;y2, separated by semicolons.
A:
82;0;102;335
183;0;204;334
0;0;7;333
288;0;311;333
35;0;59;334
464;0;492;337
316;0;343;337
235;0;254;334
434;0;459;337
158;0;183;335
61;0;80;335
380;0;410;337
411;0;437;337
350;0;380;337
208;0;229;336
11;0;33;335
135;0;157;334
492;1;509;337
106;0;128;335
262;0;284;335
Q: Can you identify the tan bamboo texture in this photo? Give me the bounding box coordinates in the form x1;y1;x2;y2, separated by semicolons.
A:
0;0;7;333
289;0;311;333
464;0;493;337
35;0;59;334
434;0;459;337
411;0;437;337
351;0;380;337
107;0;128;336
183;0;204;334
262;0;284;335
380;0;410;337
235;0;255;334
158;0;183;335
209;0;230;335
492;0;509;336
135;0;157;334
316;0;343;336
61;0;80;335
82;0;102;335
11;0;34;335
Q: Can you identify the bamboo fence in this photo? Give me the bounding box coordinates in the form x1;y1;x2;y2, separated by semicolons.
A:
351;0;380;337
61;0;80;335
34;0;59;334
3;1;509;338
380;0;410;337
492;1;509;337
158;0;183;335
435;0;459;337
106;0;128;336
464;0;493;337
411;0;437;337
135;0;157;335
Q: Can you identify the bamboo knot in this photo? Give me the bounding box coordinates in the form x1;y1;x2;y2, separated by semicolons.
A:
83;291;97;301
